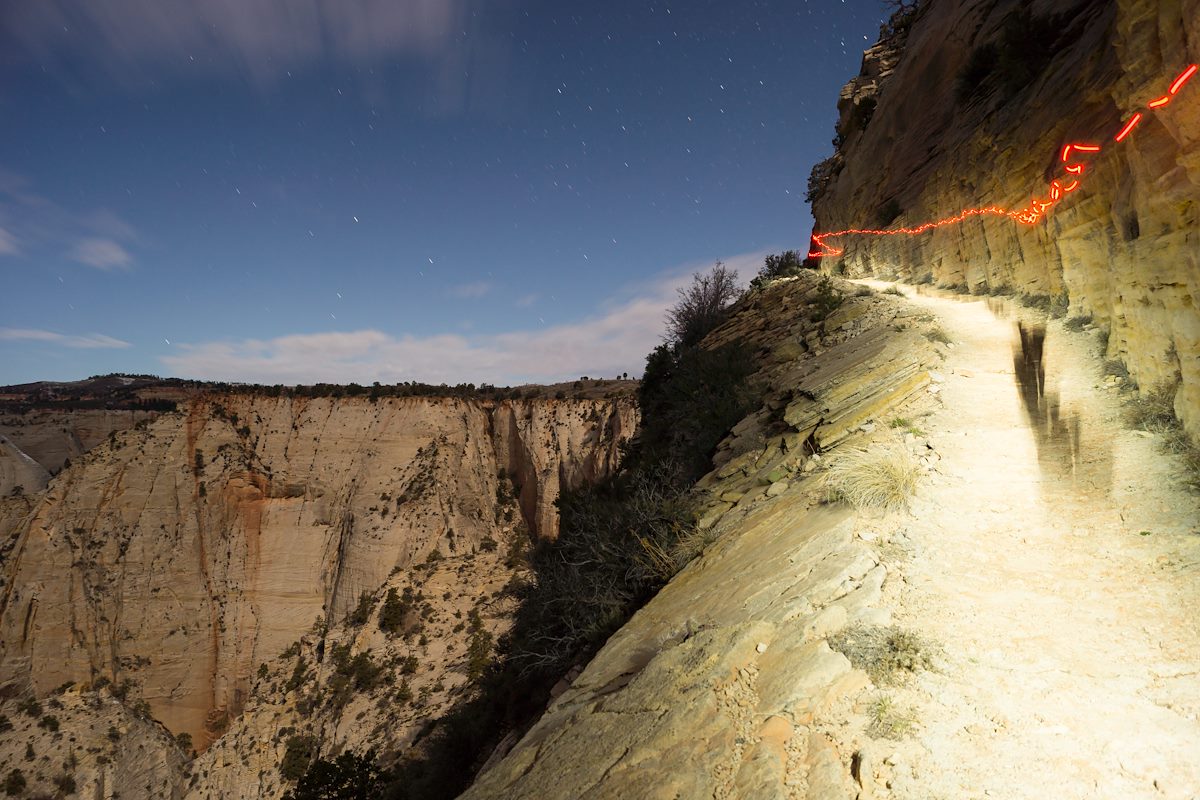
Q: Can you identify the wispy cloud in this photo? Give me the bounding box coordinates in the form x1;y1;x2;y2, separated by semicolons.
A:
448;281;492;299
4;0;470;89
70;238;133;270
162;251;768;385
0;167;140;270
0;228;18;256
514;293;539;307
0;328;131;349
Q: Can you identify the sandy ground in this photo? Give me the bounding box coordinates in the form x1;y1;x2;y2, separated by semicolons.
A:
853;281;1200;800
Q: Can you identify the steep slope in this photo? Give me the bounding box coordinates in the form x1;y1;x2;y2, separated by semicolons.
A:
808;0;1200;435
0;393;633;797
461;273;949;798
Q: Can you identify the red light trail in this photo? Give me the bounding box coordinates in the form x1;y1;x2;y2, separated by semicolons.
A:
808;64;1198;259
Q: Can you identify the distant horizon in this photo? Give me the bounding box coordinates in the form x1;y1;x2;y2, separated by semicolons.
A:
1;0;889;386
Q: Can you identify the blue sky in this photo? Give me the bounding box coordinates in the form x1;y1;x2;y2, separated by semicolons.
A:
0;0;887;386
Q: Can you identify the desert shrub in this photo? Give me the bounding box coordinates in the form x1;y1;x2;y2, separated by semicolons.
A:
1064;314;1092;332
828;624;933;684
3;769;25;797
54;773;77;794
284;750;389;800
1126;382;1178;433
825;443;922;512
285;657;309;692
378;588;413;635
1125;381;1200;490
465;611;493;682
924;327;952;344
665;263;742;348
810;277;845;322
280;735;318;781
751;250;809;289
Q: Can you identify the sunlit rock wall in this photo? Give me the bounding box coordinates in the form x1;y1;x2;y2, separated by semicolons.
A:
810;0;1200;434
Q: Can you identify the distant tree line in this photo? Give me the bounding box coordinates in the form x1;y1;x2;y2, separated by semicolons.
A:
0;397;177;415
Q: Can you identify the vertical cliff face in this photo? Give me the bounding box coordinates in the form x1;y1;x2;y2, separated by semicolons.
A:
809;0;1200;434
0;393;635;761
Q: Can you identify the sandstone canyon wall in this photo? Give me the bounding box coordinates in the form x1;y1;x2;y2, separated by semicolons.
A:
0;391;634;782
808;0;1200;434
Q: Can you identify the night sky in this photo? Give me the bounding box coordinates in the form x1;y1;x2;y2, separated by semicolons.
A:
1;0;888;386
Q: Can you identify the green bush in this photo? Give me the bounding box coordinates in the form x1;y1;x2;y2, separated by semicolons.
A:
348;591;376;626
751;250;809;289
3;770;25;797
284;750;388;800
285;657;309;692
809;277;845;322
280;735;318;782
378;587;415;635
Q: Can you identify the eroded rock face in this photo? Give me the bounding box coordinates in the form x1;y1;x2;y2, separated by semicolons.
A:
460;274;945;798
0;409;159;475
809;0;1200;434
0;393;634;762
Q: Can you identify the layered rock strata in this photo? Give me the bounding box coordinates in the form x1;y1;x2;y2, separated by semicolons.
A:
0;391;634;795
809;0;1200;434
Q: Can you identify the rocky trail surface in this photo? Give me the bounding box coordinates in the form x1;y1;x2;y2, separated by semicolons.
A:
858;281;1200;800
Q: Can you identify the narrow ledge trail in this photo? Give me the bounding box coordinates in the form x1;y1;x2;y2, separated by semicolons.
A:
854;281;1200;800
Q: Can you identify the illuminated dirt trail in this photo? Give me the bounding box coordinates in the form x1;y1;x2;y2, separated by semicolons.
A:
856;282;1200;799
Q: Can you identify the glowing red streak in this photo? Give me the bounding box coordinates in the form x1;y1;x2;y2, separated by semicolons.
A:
807;65;1194;260
1169;65;1197;95
1115;113;1143;142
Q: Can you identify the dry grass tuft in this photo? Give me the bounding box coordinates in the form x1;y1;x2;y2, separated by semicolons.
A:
828;624;934;685
923;327;952;345
866;693;917;739
1125;381;1200;491
825;443;922;512
1126;382;1179;433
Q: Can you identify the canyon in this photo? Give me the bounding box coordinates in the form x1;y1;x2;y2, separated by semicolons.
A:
0;387;634;797
2;0;1199;797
